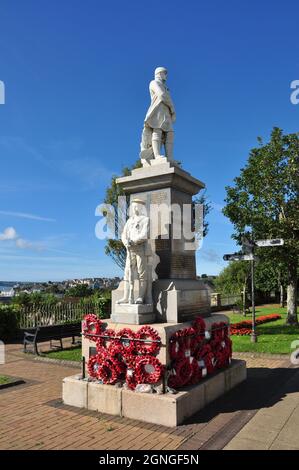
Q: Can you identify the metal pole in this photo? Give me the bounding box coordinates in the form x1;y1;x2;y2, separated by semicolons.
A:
82;356;86;379
251;258;257;343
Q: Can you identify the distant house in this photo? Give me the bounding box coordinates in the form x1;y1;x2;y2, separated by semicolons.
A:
0;288;15;298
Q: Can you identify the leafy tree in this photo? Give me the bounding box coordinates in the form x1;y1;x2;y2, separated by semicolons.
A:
254;254;288;306
103;160;211;270
215;261;250;295
223;128;299;324
65;284;93;298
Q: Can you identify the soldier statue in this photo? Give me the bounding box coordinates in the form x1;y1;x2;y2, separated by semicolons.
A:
140;67;176;165
117;198;150;305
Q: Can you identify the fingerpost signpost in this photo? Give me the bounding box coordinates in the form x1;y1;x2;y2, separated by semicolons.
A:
223;238;284;343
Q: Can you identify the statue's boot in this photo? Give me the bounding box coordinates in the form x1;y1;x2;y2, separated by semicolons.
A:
135;280;147;304
116;281;130;304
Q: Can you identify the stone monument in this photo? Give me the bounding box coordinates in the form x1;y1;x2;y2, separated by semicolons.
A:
62;67;247;427
112;67;211;324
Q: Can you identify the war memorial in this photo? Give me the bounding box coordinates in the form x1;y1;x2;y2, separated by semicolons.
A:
62;67;247;426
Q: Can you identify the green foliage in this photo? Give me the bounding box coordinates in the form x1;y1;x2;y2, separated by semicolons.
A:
0;376;11;385
12;292;59;307
214;261;250;294
254;255;288;293
0;304;21;341
223;128;299;324
78;295;110;319
65;284;93;298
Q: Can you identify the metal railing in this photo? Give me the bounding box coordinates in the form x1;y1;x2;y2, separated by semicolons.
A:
19;302;109;329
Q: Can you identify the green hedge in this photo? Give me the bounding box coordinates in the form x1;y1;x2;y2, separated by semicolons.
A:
0;305;21;341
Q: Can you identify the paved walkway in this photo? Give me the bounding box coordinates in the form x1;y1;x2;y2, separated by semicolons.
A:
0;342;298;450
224;362;299;450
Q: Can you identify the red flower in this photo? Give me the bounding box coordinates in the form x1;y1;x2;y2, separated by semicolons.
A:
230;314;281;335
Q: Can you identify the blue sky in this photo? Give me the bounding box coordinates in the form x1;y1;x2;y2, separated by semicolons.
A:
0;0;298;282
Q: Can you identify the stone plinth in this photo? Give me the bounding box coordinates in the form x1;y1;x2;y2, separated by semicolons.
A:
111;303;156;325
153;278;211;323
62;359;247;427
82;314;229;368
112;161;210;323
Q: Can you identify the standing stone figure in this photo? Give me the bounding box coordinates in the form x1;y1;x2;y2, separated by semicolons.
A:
140;67;176;164
117;199;150;305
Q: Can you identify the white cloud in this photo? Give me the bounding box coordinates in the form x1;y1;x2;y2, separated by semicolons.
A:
0;211;56;222
15;238;32;249
0;226;44;251
0;227;18;240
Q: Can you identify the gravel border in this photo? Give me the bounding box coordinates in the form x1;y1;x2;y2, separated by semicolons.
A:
33;356;81;368
233;351;290;360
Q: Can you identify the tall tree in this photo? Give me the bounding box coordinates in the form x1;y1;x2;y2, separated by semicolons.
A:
215;260;250;295
223;128;299;324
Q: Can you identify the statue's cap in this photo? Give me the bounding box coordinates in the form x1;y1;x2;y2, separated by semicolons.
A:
155;67;167;76
131;198;146;205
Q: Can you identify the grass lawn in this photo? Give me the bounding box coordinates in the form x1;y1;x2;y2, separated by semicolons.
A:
0;375;12;385
228;305;299;354
43;346;81;362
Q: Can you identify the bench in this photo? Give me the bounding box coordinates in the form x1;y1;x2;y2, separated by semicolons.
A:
23;323;81;355
232;304;250;315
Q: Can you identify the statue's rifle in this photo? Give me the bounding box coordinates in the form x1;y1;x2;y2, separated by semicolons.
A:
128;243;134;304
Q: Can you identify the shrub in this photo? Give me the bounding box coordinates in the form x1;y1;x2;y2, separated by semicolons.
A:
0;304;21;341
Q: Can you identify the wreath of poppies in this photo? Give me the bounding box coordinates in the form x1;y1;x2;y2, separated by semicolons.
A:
195;343;215;375
192;316;206;340
169;327;198;360
126;367;137;390
135;326;161;356
211;322;229;341
116;328;136;355
167;316;232;390
84;319;164;389
82;314;103;342
87;354;102;379
168;357;198;388
135;356;164;384
210;337;232;369
109;343;127;364
96;328;116;350
97;357;120;384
